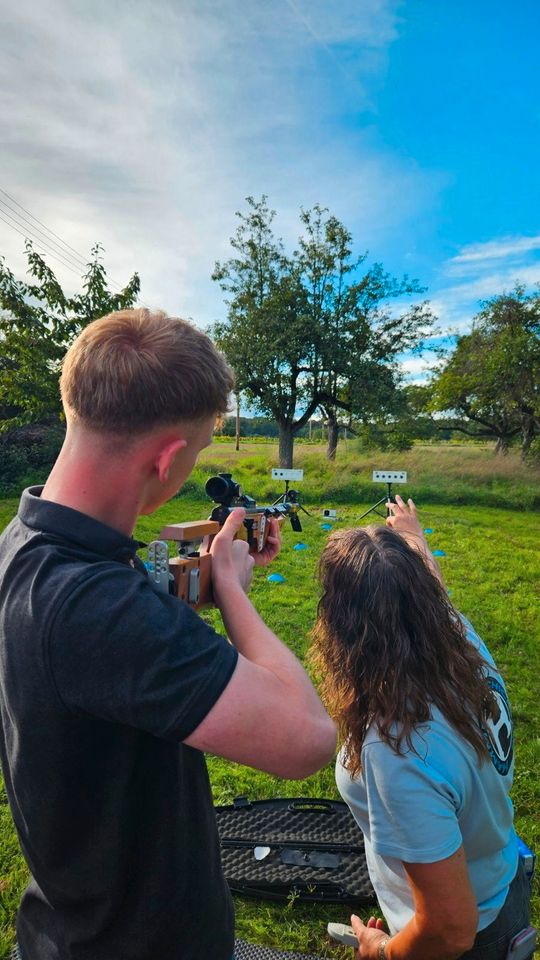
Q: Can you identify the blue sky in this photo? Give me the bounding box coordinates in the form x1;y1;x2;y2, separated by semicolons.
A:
1;0;539;383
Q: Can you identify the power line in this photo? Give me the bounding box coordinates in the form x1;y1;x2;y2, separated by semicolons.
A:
0;187;138;298
0;187;91;266
0;205;91;275
0;197;88;273
0;212;85;278
0;209;150;308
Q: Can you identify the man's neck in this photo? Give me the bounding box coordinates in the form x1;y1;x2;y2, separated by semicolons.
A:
42;437;144;537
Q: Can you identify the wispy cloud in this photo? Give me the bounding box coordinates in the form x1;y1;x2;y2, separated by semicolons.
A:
449;235;540;265
0;0;442;326
430;235;540;336
398;352;441;385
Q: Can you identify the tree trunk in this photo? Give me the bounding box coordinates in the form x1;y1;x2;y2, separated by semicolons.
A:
326;413;339;461
520;420;536;460
278;422;295;468
495;435;509;456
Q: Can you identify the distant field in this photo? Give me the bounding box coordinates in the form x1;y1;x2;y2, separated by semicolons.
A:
0;444;538;957
192;440;540;511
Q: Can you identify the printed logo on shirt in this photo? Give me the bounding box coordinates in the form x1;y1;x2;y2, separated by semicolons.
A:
482;676;513;776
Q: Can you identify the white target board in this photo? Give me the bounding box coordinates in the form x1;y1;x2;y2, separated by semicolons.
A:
372;470;407;484
271;469;304;482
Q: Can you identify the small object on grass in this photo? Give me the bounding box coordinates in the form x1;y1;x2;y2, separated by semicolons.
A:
432;549;446;557
327;923;360;948
293;542;308;551
424;527;433;534
254;845;272;861
321;523;332;530
267;573;286;583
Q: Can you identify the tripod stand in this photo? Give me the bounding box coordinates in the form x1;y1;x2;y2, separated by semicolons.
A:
358;481;398;521
272;479;312;518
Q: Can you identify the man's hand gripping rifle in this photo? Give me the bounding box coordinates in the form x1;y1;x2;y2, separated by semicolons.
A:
146;473;302;609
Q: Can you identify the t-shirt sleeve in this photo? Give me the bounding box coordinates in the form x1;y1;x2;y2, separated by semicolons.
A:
47;563;238;741
361;740;463;863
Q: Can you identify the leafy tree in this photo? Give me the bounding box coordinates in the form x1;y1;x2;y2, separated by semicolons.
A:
212;197;315;467
430;286;540;458
217;416;281;438
296;205;433;459
352;383;445;451
0;242;140;430
212;197;433;466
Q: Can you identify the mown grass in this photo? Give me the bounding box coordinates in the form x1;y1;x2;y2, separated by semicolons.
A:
0;444;538;958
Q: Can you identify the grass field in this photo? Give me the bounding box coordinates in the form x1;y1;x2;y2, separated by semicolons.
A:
0;443;538;958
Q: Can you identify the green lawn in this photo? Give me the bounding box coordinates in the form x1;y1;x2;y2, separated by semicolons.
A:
0;445;538;958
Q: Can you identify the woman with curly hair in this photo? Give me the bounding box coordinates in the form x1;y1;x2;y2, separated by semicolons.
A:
312;496;531;960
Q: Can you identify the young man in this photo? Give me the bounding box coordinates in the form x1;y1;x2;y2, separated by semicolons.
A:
0;309;336;960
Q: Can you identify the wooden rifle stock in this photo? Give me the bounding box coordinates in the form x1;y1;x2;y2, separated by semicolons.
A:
154;513;279;609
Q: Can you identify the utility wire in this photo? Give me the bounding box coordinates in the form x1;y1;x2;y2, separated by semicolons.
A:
0;197;88;273
0;187;136;297
0;210;151;312
0;187;90;266
0;212;86;278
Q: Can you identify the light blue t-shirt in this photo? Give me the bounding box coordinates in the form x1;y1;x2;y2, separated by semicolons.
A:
336;616;518;935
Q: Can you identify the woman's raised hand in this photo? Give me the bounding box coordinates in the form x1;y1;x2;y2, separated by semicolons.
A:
386;495;446;589
386;495;426;549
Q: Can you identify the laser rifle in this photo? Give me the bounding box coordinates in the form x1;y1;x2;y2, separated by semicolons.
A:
146;473;302;609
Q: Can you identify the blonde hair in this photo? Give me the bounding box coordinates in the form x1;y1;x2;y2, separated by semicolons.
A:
60;309;234;433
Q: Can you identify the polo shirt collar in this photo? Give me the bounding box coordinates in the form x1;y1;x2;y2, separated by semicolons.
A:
19;486;145;561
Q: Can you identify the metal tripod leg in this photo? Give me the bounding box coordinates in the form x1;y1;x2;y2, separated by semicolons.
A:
358;483;394;521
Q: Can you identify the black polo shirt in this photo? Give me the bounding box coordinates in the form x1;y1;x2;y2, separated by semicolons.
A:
0;487;237;960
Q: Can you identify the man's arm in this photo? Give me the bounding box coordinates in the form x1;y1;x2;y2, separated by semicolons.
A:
351;846;478;960
184;509;337;778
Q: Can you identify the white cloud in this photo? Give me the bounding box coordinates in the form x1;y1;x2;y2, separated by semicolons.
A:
398;353;441;384
429;240;540;335
0;0;443;326
399;357;430;374
449;235;540;266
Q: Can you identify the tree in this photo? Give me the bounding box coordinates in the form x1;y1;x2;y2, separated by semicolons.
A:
352;383;445;451
295;205;433;460
212;197;315;467
0;242;140;430
430;286;540;458
212;197;433;467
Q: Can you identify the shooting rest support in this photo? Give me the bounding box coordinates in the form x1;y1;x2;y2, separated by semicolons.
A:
272;479;312;521
358;482;396;521
359;470;408;522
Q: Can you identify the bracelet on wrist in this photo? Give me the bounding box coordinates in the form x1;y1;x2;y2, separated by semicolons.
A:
377;936;390;960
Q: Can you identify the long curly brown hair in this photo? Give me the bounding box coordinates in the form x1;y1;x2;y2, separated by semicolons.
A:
310;525;497;776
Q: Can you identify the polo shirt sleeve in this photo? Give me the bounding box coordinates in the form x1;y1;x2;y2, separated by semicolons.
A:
47;562;238;741
361;740;463;863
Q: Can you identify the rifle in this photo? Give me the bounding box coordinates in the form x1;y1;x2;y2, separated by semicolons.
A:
146;473;302;609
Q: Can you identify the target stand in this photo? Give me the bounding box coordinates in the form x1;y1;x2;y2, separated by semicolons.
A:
215;796;375;905
359;470;408;521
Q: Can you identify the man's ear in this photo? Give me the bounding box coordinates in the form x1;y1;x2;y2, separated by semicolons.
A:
155;438;187;483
